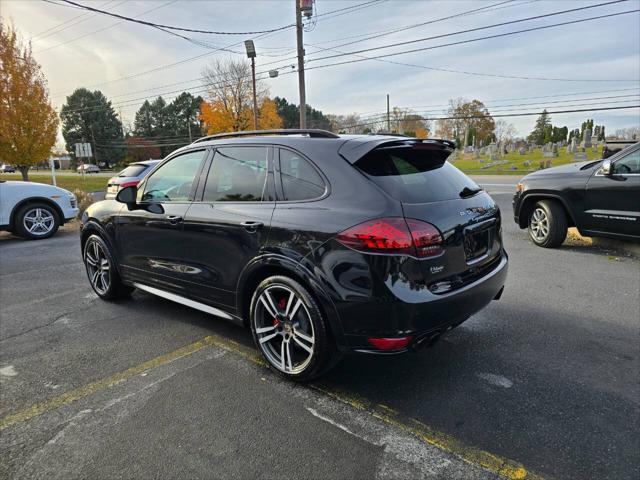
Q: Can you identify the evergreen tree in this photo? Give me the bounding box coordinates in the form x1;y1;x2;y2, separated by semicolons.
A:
60;88;123;168
528;110;551;145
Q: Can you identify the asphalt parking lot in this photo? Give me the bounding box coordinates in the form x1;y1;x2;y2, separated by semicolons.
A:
1;191;638;480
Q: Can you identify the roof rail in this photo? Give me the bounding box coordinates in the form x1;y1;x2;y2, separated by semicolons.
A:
192;129;340;143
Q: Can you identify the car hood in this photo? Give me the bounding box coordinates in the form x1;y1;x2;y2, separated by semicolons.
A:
524;160;601;179
3;180;74;197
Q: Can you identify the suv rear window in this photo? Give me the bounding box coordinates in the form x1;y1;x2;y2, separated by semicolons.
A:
119;164;148;177
355;146;479;203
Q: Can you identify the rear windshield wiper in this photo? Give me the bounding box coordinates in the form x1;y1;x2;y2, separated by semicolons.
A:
459;186;483;198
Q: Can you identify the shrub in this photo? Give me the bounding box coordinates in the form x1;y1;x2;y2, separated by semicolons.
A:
73;188;94;218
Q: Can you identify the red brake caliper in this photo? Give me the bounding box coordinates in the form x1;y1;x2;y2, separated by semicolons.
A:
274;297;287;327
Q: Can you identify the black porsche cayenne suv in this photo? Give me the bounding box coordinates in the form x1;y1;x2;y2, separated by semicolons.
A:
81;130;508;380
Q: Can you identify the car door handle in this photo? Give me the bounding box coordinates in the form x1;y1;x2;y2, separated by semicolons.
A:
168;215;183;225
240;221;263;232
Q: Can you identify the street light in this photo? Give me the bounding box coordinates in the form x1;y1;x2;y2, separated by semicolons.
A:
245;40;259;130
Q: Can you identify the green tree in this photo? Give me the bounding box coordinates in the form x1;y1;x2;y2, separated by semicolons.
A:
273;97;332;130
166;92;203;142
528;110;551;145
134;100;154;137
60;88;123;168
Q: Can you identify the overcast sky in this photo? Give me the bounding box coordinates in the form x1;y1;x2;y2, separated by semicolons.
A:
2;0;639;142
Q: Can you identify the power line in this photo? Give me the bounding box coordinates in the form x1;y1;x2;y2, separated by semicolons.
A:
302;9;640;82
307;0;633;63
55;0;297;35
36;1;178;53
340;105;640;129
32;0;119;40
48;0;387;94
355;94;640;121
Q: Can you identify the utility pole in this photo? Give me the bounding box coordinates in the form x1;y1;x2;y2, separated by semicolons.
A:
251;56;258;130
386;94;390;132
295;0;307;128
89;126;99;166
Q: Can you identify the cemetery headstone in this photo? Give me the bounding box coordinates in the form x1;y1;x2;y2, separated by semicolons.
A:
584;128;592;148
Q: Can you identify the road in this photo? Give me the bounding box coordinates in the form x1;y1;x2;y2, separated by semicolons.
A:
1;193;638;480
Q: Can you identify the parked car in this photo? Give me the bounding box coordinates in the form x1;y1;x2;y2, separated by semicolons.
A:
513;141;640;247
0;180;79;239
80;130;508;380
77;164;100;174
0;164;16;173
105;160;161;199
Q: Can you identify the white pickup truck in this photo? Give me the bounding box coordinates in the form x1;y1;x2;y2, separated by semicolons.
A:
0;181;79;239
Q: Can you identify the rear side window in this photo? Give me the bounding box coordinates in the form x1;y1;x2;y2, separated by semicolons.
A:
355;146;478;203
118;164;148;177
279;149;326;201
203;147;269;202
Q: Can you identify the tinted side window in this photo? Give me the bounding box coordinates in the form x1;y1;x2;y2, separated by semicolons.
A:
203;147;269;202
141;150;204;202
279;149;326;201
613;149;640;174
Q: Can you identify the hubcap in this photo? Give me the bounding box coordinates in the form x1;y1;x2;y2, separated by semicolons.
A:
84;240;111;295
254;285;315;374
23;208;54;236
530;208;549;241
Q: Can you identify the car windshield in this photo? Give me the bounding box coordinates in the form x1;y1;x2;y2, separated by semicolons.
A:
118;165;148;177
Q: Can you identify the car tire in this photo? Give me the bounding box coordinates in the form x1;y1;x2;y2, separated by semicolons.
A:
83;234;134;300
250;275;338;381
528;200;568;248
14;202;60;240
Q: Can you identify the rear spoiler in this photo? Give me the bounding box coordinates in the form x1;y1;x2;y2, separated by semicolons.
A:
338;136;455;164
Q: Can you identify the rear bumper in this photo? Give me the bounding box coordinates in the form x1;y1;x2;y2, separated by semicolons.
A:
339;250;508;352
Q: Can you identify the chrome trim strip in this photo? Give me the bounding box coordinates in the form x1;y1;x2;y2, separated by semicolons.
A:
133;283;233;320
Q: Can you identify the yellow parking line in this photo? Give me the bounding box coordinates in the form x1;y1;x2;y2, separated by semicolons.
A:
312;385;544;480
1;334;544;479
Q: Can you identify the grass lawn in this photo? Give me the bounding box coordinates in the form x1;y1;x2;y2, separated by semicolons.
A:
452;145;603;175
0;172;108;193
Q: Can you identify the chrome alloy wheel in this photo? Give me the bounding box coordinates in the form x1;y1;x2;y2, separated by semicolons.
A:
84;239;111;295
254;285;315;374
530;207;549;241
22;207;55;236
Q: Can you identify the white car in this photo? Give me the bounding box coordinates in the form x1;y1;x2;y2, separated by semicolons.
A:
77;164;100;174
0;180;79;239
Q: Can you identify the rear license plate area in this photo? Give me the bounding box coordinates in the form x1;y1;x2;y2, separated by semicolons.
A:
464;228;490;261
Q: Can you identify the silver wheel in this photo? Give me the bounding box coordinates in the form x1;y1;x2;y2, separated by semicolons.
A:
22;207;55;236
253;285;315;374
84;239;111;295
529;207;549;241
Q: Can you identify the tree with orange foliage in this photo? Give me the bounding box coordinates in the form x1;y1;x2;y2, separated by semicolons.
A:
200;58;282;134
0;22;58;181
258;98;283;130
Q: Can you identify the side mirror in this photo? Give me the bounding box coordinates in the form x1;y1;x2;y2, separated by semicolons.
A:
601;159;612;175
115;185;137;205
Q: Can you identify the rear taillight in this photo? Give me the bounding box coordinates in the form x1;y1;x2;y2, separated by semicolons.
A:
367;336;413;351
405;218;444;258
336;217;443;258
119;180;139;188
